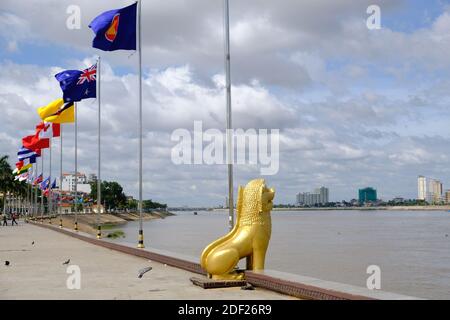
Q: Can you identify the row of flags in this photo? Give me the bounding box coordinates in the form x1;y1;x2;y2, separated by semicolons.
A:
12;2;138;205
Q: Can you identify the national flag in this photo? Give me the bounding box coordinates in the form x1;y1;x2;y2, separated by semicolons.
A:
33;174;43;186
51;179;57;189
40;177;50;191
17;150;37;166
22;131;49;152
89;2;137;51
38;99;75;123
18;172;29;182
54;64;97;102
17;147;35;161
37;122;61;138
18;147;40;161
16;164;32;175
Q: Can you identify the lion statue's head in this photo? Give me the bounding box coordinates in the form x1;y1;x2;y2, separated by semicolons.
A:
237;179;275;226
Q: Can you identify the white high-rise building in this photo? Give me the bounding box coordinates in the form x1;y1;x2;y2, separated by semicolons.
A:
418;176;427;200
62;172;92;194
297;187;329;206
417;176;443;204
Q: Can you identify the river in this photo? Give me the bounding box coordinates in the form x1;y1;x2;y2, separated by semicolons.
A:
114;210;450;299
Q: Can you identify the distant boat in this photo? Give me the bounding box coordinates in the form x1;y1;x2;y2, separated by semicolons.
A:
194;212;198;215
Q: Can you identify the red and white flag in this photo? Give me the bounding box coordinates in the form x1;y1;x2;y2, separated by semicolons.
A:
37;122;60;139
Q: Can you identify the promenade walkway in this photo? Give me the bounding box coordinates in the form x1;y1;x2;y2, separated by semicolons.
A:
0;222;294;300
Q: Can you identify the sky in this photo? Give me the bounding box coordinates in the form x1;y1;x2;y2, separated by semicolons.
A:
1;0;450;206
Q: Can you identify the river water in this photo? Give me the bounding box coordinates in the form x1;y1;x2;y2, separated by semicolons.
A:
115;210;450;299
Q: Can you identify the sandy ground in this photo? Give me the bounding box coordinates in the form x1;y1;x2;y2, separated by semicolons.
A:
0;221;295;300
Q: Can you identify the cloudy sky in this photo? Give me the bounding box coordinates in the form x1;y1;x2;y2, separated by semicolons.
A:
1;0;450;206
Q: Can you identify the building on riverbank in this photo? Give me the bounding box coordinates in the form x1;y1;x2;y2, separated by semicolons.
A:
446;190;450;204
418;176;443;204
61;172;96;194
358;187;377;204
296;187;329;206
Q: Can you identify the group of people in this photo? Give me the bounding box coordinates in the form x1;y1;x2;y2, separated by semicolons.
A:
1;212;19;226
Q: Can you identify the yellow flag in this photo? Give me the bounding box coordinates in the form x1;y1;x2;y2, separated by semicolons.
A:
37;98;75;124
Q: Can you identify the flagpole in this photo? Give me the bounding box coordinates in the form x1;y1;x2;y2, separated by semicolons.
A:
59;126;63;228
34;170;37;220
30;166;34;220
95;56;102;239
40;150;44;223
26;180;30;221
224;0;234;231
137;0;144;249
74;102;78;231
49;136;52;224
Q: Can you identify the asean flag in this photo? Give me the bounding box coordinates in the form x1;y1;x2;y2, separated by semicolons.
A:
89;2;137;51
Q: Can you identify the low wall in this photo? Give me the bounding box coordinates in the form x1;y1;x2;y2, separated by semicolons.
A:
30;221;420;300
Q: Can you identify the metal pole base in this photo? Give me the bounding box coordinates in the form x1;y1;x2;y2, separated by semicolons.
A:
97;225;102;239
74;221;78;232
59;219;63;229
137;229;145;248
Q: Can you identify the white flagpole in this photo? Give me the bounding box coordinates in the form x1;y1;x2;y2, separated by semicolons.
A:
137;0;144;249
40;150;44;222
74;102;78;231
97;56;102;239
224;0;234;231
31;164;35;219
59;126;63;228
49;135;52;224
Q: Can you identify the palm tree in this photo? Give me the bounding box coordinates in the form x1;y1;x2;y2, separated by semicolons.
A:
1;155;14;214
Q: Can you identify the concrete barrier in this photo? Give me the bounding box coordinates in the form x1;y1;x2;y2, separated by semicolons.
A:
30;221;422;300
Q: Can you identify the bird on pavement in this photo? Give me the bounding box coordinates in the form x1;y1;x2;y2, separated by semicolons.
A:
31;241;35;245
138;266;153;278
62;259;70;265
5;261;10;266
241;283;255;291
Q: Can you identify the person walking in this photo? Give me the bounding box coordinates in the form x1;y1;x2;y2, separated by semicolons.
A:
11;212;18;226
2;213;7;226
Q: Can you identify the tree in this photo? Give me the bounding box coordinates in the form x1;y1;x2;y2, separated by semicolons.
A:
1;155;14;213
142;199;167;211
90;180;127;211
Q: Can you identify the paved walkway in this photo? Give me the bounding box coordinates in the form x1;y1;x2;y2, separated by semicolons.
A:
0;222;294;300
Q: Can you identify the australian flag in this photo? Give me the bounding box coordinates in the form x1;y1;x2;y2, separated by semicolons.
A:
89;2;137;51
55;64;97;102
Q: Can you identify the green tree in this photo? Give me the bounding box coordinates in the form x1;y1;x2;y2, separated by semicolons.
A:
142;199;167;211
1;155;31;214
127;198;138;210
90;180;127;211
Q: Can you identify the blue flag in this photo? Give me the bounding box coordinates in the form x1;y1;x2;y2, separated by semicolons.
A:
51;179;57;189
40;177;50;190
55;64;97;102
89;2;137;51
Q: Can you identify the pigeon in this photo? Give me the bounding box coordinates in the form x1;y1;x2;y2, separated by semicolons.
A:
5;261;10;266
31;241;35;245
241;283;255;291
138;266;152;278
62;259;70;265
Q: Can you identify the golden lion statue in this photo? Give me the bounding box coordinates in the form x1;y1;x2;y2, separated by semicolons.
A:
200;179;275;280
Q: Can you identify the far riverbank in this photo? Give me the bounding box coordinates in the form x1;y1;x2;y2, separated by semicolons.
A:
212;205;450;212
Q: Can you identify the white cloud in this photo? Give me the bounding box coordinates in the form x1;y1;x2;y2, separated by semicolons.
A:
1;0;450;205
